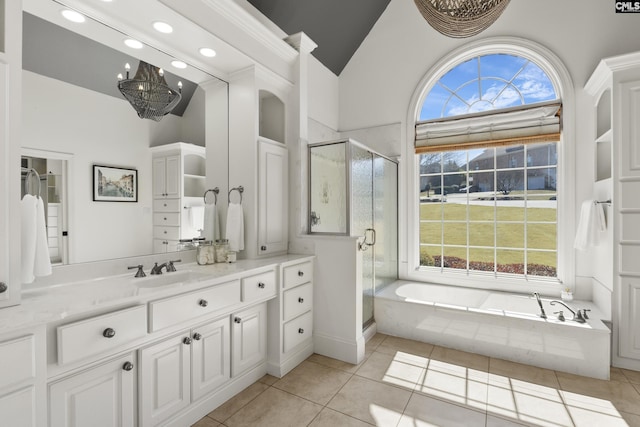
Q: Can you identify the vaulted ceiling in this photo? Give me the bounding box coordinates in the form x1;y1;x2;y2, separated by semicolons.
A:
247;0;392;76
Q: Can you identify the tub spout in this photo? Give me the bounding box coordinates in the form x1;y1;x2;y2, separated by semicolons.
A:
532;292;547;319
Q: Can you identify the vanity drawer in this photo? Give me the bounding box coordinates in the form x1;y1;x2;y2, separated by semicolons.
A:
283;260;313;289
153;199;180;212
242;270;276;303
153;225;180;240
283;311;312;354
283;283;312;322
57;305;147;365
149;280;241;332
153;212;180;226
0;335;36;389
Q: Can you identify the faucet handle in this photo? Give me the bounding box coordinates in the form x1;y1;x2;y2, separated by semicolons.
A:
581;309;591;320
554;311;565;321
574;310;587;323
128;265;146;278
167;259;181;272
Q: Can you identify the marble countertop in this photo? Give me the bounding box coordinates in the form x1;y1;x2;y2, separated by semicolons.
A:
0;254;313;334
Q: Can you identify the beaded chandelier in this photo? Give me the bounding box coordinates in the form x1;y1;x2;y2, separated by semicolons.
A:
413;0;511;38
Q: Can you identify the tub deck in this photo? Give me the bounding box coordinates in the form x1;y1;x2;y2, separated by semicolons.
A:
375;281;611;379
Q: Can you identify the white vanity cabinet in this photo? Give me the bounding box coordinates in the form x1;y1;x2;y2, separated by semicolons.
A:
267;258;314;377
0;328;46;427
49;353;136;427
258;138;289;256
151;143;206;253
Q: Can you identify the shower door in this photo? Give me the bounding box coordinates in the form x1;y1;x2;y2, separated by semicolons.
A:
351;145;398;329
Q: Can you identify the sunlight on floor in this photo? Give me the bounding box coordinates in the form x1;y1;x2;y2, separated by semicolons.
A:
384;350;630;427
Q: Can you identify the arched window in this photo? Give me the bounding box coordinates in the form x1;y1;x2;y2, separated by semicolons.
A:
413;49;565;284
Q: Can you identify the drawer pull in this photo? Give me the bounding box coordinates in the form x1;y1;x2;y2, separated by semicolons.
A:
298;297;304;303
258;282;265;289
193;333;202;341
102;328;116;338
298;328;304;334
261;245;267;251
298;271;304;277
234;317;242;324
164;217;167;220
122;362;134;371
199;299;208;307
183;337;192;345
0;282;7;293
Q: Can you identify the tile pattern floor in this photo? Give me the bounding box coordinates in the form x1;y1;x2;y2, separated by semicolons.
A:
193;334;640;426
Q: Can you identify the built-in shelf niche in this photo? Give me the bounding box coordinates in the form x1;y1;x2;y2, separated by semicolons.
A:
596;89;612;181
259;90;285;144
183;153;206;197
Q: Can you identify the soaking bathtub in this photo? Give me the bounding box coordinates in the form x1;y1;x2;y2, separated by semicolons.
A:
375;281;611;379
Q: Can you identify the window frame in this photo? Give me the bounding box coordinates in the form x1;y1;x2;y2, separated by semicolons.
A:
403;37;575;295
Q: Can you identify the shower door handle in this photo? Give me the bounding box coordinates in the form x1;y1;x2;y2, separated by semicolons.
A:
359;228;376;251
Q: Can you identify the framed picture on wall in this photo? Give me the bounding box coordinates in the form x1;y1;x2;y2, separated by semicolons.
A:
93;165;138;202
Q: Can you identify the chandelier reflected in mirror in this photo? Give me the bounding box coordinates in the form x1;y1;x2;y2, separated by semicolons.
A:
413;0;510;38
117;61;182;122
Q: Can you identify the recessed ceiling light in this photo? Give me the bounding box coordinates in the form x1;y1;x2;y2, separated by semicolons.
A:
124;39;143;49
199;47;217;58
153;21;173;34
171;60;187;69
61;10;85;23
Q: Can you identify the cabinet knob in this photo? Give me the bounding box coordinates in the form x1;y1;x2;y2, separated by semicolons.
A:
258;282;265;289
193;333;202;341
261;245;267;251
103;328;116;338
0;282;7;293
298;271;304;277
183;337;192;345
298;328;304;334
163;203;167;207
122;362;134;371
164;217;167;220
199;299;208;307
298;297;304;303
234;317;242;324
164;231;167;234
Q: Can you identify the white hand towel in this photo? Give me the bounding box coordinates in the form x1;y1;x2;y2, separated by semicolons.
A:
203;203;220;241
574;200;600;251
595;202;607;232
34;197;52;277
21;195;38;284
225;202;244;252
189;205;205;230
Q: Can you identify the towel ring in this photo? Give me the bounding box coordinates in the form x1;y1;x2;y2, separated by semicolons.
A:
228;186;244;205
203;187;220;205
21;167;41;198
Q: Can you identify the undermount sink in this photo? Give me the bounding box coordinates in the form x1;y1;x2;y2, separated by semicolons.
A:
132;270;208;288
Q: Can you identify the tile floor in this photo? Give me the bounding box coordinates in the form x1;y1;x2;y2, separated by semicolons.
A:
192;334;640;426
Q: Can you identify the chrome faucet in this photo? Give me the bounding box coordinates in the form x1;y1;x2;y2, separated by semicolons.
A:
150;259;181;275
532;292;547;319
150;262;168;275
128;264;146;278
549;300;588;323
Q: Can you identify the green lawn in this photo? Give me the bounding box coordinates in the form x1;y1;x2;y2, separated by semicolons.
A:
419;202;557;272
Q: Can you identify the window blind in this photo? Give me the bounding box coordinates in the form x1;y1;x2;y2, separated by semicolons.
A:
415;101;561;153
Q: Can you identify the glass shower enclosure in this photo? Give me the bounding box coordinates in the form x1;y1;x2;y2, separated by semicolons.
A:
308;139;398;329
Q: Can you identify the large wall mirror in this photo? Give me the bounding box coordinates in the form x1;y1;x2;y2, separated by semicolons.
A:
21;0;229;265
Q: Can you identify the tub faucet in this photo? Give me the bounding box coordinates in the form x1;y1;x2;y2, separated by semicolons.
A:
532;292;547;319
549;300;586;323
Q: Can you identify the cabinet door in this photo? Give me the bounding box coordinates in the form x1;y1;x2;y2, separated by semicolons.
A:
191;317;230;400
49;353;136;427
165;155;181;198
258;140;288;255
0;386;37;427
153;157;168;198
139;334;190;427
620;278;640;360
232;303;267;377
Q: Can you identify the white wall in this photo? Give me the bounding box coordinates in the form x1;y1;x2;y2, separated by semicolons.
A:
22;71;204;264
337;0;640;292
308;55;339;133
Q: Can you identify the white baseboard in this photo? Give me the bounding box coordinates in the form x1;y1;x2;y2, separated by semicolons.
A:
313;331;365;364
266;342;314;378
